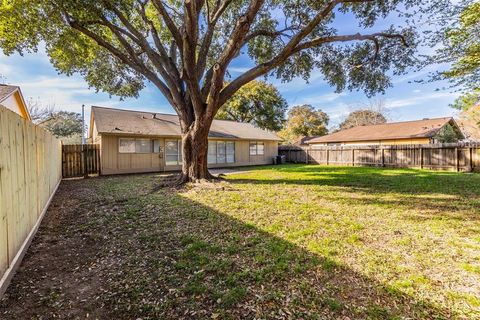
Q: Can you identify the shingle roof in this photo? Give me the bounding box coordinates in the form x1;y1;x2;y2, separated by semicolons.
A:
307;117;458;144
91;106;281;141
0;85;19;102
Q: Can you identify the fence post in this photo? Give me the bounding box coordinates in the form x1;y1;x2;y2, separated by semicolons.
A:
469;147;473;172
351;148;354;167
381;148;385;167
454;147;459;172
420;147;423;169
306;148;309;164
326;148;329;166
83;144;89;178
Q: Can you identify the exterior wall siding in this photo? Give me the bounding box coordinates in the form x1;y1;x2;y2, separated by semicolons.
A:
98;134;278;175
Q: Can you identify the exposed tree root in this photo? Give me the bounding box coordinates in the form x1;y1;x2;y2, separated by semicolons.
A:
151;170;225;192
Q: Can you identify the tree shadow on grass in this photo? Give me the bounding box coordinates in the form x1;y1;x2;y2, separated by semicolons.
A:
0;175;458;319
231;164;480;198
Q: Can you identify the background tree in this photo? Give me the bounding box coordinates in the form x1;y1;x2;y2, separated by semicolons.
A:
279;105;329;144
27;97;55;123
433;123;462;143
216;80;287;131
457;103;480;141
36;110;84;144
1;0;431;182
339;109;387;130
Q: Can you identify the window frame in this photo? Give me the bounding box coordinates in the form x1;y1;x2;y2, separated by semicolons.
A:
119;138;136;153
226;141;235;163
208;140;235;165
249;141;265;156
118;138;162;154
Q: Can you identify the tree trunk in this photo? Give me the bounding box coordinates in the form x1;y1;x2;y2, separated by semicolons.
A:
178;121;214;183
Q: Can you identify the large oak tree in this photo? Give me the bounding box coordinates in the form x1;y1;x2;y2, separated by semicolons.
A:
1;0;438;182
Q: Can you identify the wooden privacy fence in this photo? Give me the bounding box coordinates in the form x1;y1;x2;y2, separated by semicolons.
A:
0;105;62;296
62;144;100;178
279;143;480;172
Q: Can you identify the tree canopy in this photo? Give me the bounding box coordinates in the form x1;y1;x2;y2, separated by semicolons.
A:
36;110;84;144
216;80;287;131
0;0;445;181
279;105;329;144
339;109;387;130
425;1;479;109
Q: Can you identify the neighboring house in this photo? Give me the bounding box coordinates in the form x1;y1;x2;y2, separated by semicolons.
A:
307;117;464;146
89;106;280;175
0;85;30;120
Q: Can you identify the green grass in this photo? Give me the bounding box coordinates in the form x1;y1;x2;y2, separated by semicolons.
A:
2;164;480;319
183;165;480;319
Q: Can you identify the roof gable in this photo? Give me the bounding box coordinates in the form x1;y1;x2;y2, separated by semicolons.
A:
308;117;459;144
0;85;31;120
90;106;281;141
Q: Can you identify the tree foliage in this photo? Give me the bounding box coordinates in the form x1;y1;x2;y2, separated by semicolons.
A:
339;109;387;130
0;0;443;180
424;1;479;110
433;123;461;143
441;2;479;87
451;89;480;111
37;110;84;143
216;80;287;131
279;105;329;144
215;80;288;131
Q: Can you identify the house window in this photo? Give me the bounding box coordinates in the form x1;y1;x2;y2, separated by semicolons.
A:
119;138;161;153
208;141;235;164
119;138;136;153
136;139;152;153
249;141;264;156
165;140;182;165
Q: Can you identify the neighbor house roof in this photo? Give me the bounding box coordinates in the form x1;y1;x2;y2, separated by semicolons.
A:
307;117;462;144
0;84;31;120
0;85;18;101
90;106;281;141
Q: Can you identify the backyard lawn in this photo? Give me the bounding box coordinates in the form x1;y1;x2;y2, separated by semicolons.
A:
1;165;480;319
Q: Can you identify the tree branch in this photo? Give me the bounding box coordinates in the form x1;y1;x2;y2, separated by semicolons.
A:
205;0;266;118
219;30;409;107
151;0;184;51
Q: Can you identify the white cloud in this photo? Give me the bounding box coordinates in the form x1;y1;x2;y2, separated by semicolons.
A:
0;62;14;77
385;91;459;109
413;89;421;93
291;92;346;106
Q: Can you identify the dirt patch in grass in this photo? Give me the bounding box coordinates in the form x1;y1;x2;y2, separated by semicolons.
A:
1;166;479;319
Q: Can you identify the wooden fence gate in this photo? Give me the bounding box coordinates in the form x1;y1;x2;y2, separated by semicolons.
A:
62;144;101;178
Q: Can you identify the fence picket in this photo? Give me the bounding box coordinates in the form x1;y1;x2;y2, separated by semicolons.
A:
62;144;101;178
279;143;480;172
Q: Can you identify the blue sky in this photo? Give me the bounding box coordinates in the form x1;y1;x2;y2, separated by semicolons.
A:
0;8;460;132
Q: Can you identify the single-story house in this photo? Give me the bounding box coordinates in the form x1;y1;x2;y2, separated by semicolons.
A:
307;117;464;146
0;85;30;120
89;106;280;175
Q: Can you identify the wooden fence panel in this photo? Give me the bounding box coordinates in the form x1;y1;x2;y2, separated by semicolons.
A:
279;143;480;172
62;144;100;178
0;105;62;296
